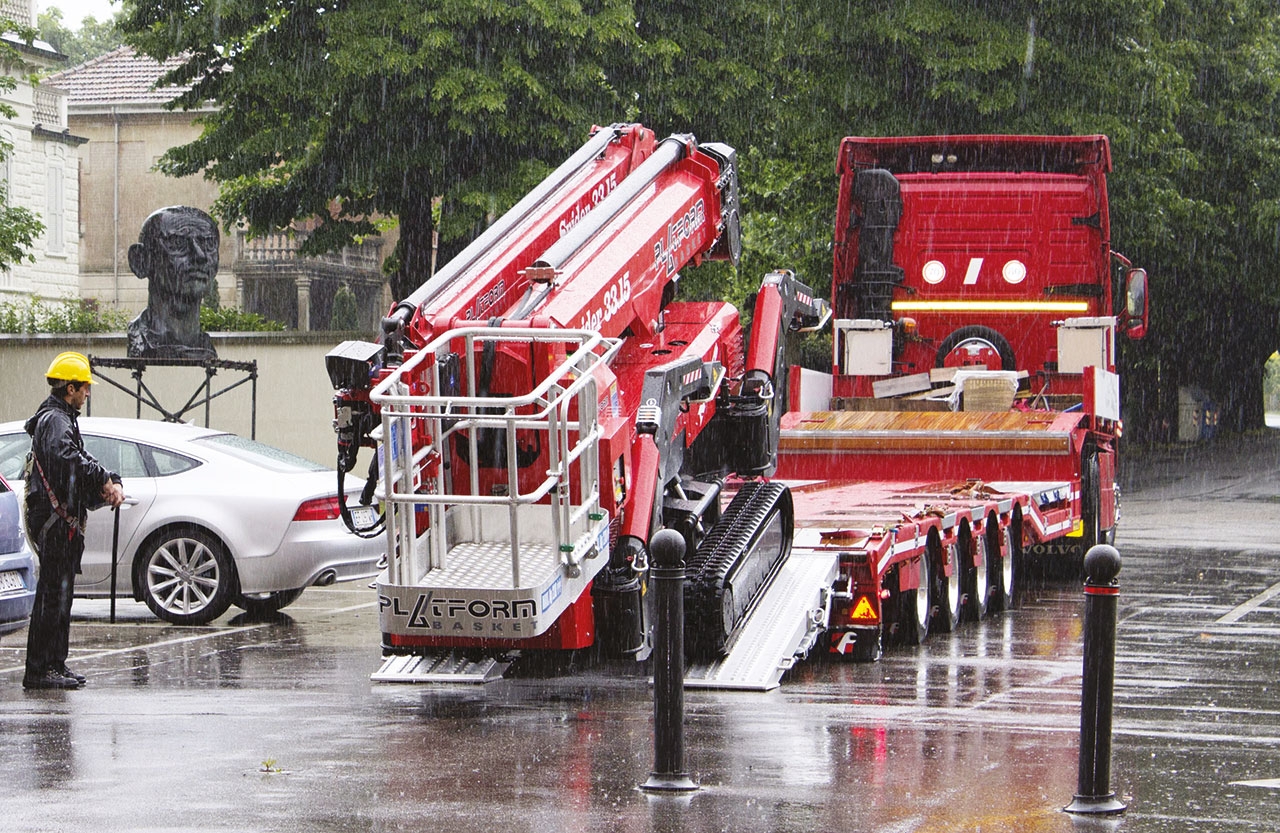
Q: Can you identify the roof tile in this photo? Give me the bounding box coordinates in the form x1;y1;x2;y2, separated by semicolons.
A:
46;45;194;106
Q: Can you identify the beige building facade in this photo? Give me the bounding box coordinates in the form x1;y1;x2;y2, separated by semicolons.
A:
49;47;223;311
0;0;83;304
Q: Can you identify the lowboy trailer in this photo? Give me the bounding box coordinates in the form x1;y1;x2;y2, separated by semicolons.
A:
776;134;1149;660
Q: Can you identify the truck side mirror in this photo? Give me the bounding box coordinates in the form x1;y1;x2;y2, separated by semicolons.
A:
1122;267;1148;340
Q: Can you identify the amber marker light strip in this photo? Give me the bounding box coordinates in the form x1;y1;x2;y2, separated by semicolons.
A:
890;300;1091;312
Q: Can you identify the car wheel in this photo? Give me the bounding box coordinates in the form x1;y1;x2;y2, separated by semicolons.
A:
234;587;306;617
137;525;235;625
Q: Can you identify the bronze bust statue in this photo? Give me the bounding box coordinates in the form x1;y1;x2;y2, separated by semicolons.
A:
127;206;219;360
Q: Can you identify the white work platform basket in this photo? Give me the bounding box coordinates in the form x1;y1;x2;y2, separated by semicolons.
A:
369;327;621;638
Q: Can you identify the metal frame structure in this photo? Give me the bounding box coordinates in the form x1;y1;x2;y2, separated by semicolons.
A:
87;355;259;438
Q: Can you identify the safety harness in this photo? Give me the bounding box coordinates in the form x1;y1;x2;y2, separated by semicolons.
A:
26;450;80;543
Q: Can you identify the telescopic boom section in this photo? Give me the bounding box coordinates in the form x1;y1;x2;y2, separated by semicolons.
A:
516;134;740;339
385;123;657;352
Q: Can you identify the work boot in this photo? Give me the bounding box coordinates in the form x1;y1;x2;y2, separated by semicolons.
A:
23;669;81;690
56;665;86;685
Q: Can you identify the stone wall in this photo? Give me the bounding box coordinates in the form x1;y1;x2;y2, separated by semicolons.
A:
0;332;368;468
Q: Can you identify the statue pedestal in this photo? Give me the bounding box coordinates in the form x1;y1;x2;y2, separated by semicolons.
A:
87;355;259;438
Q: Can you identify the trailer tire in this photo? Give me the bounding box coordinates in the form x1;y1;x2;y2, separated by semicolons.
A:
991;514;1020;613
890;560;930;646
936;325;1015;371
929;534;962;633
1106;486;1120;546
961;523;990;621
1081;450;1114;554
849;629;883;662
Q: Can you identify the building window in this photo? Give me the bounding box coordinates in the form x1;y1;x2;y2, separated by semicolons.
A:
0;130;11;191
46;162;63;254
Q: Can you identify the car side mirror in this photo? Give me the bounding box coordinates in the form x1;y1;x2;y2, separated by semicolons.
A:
1122;267;1148;340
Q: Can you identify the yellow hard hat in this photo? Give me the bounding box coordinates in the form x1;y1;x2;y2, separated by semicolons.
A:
46;351;95;384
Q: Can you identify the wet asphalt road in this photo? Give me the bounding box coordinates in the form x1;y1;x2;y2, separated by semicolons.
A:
2;435;1280;832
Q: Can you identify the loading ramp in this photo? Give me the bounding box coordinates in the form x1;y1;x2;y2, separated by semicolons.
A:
684;551;837;691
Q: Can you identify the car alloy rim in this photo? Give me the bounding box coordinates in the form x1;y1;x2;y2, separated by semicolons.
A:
147;537;220;615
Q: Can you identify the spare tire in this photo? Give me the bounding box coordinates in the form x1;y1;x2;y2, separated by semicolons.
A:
936;325;1016;370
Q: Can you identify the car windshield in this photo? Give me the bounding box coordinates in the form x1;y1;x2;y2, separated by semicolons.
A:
0;433;27;481
191;434;328;473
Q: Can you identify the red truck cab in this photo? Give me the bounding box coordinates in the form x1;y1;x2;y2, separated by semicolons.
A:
831;134;1146;398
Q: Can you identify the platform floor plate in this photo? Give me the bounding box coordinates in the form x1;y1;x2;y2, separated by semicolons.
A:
371;651;511;684
684;552;838;691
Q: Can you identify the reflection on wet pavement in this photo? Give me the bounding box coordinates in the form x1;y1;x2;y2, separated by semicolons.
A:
1;438;1280;830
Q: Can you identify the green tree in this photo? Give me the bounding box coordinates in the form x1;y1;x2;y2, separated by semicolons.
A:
117;0;1280;435
122;0;638;302
0;17;47;269
1133;1;1280;434
628;1;839;309
650;0;1278;436
38;8;126;66
329;284;359;331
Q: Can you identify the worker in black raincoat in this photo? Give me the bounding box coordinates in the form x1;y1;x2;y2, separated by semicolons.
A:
23;352;124;690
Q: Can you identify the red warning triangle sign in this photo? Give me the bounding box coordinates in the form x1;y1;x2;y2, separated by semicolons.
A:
850;596;877;621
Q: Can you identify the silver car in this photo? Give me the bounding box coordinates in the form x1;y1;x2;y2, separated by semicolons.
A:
0;418;382;625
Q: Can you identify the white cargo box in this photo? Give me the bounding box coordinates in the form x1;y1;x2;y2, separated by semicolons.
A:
835;318;893;376
1057;316;1116;374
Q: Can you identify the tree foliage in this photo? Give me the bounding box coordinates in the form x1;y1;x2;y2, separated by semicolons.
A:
1133;1;1280;434
329;284;359;331
122;0;638;301
37;8;126;66
118;0;1280;435
200;305;287;332
0;17;46;270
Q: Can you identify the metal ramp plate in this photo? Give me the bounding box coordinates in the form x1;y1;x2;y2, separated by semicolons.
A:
371;651;510;684
684;552;838;691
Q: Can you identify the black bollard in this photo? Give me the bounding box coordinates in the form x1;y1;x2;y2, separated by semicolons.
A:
1065;544;1126;815
641;528;698;793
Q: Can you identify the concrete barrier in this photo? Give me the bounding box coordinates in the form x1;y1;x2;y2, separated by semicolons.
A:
0;332;367;467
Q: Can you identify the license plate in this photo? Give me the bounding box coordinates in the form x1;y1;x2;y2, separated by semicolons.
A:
0;570;25;593
350;506;378;528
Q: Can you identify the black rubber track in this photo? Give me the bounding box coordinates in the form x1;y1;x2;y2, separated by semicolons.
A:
683;481;794;659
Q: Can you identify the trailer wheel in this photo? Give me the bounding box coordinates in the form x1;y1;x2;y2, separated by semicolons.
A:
1105;485;1120;547
890;559;930;646
1081;450;1115;553
962;523;990;621
849;629;883;662
929;535;962;633
991;517;1019;613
